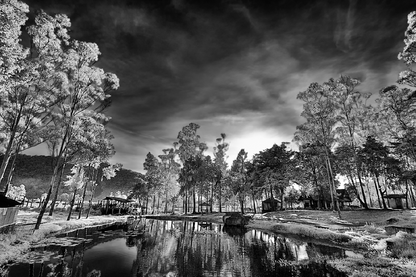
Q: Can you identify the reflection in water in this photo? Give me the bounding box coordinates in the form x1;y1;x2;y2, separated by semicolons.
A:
5;219;347;277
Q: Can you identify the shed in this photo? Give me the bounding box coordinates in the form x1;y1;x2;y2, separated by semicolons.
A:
383;194;406;209
101;196;135;215
199;202;211;214
0;194;21;233
298;195;330;209
262;197;280;213
336;189;352;208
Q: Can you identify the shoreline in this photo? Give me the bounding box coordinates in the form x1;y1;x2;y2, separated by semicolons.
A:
2;209;416;276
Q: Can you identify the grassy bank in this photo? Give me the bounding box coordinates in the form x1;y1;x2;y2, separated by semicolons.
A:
0;211;127;266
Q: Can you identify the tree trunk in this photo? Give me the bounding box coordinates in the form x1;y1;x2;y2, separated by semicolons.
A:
366;181;373;207
324;152;341;219
67;188;78;221
0;135;16;191
373;177;382;208
152;194;156;214
49;162;67;216
405;180;410;209
280;187;285;210
145;196;149;215
185;189;188;214
210;181;214;213
192;186;196;214
78;181;88;219
34;161;61;230
4;151;19;195
218;180;222;213
165;190;168;214
240;197;244;214
409;184;416;207
252;192;256;214
86;184;98;219
375;175;387;209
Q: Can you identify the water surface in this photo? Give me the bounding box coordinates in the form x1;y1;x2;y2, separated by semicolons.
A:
5;219;349;277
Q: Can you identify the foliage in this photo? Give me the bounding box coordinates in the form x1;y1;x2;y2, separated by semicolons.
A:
5;184;25;201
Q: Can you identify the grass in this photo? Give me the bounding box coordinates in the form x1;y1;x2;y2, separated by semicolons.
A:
0;210;127;266
386;232;416;259
330;257;416;277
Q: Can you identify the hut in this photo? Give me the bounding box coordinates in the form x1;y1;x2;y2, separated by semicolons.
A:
0;194;21;233
100;196;135;215
336;189;352;208
199;202;211;214
261;197;280;213
298;195;330;209
383;194;406;209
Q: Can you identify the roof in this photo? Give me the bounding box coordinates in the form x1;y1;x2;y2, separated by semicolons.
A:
103;196;135;203
383;194;406;199
336;189;352;202
0;195;22;207
262;197;280;203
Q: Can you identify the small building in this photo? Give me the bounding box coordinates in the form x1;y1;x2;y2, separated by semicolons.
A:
100;196;135;215
383;194;406;209
298;195;330;209
0;194;21;233
336;189;352;208
199;202;211;214
261;197;280;213
298;189;352;210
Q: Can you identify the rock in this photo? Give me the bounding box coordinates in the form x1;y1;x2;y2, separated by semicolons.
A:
222;213;250;227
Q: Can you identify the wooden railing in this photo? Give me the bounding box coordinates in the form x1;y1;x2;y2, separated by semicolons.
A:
0;206;19;232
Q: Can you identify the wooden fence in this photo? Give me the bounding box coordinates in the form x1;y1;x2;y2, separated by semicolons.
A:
0;206;19;232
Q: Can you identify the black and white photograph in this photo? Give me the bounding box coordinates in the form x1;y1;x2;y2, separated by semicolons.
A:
1;0;416;276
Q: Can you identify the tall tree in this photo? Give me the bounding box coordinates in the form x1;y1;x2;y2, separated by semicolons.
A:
213;133;228;212
143;152;162;214
0;4;71;190
33;10;119;230
294;81;343;216
176;123;207;213
158;148;180;213
327;76;371;208
252;143;294;210
230;149;249;214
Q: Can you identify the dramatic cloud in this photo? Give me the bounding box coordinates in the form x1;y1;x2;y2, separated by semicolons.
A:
24;0;414;171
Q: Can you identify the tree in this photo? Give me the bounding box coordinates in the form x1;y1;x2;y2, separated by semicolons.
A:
143;152;162;214
359;136;390;209
158;148;180;213
230;149;250;214
213;133;228;212
0;4;70;190
33;9;119;230
296;144;331;209
295;81;343;216
64;164;84;221
176;123;207;214
326;76;371;209
252;143;294;210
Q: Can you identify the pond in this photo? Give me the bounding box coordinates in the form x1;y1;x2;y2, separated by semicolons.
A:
4;219;354;277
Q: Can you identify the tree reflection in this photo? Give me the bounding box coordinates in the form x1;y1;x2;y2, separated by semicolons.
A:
8;220;348;277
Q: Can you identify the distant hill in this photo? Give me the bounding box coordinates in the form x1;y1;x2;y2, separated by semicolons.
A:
0;154;142;200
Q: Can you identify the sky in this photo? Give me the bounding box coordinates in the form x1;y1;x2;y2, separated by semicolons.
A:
22;0;416;172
